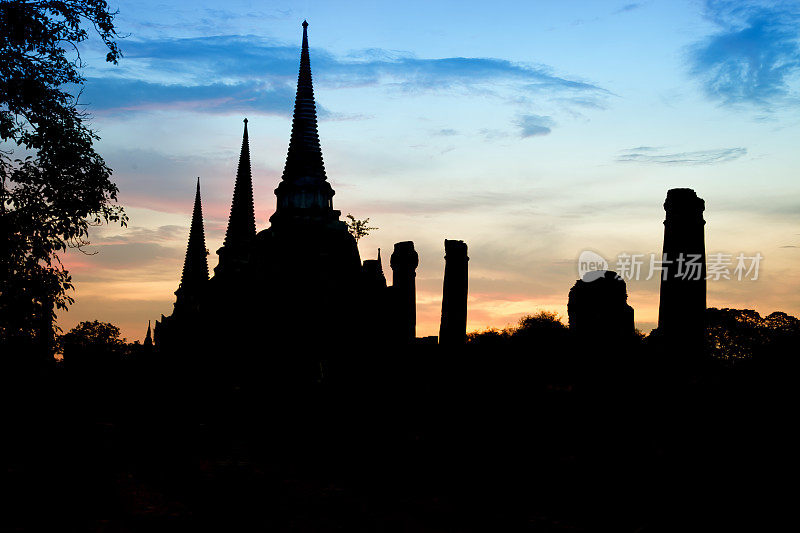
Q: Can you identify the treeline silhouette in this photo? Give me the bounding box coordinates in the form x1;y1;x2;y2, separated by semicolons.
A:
2;308;796;532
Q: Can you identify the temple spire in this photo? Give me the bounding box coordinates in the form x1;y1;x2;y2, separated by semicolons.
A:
144;320;153;347
179;178;209;293
272;20;337;221
223;118;256;246
281;20;327;182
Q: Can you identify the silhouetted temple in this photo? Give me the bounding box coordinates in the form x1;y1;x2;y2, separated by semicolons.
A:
156;22;468;353
657;188;706;353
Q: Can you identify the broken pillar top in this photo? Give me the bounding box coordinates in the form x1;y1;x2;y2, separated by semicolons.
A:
664;188;705;221
570;270;629;305
391;241;419;270
444;239;468;259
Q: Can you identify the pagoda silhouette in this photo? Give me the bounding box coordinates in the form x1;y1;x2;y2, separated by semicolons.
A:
155;22;469;357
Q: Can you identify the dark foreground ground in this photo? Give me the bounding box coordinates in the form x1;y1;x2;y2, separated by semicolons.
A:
2;345;794;532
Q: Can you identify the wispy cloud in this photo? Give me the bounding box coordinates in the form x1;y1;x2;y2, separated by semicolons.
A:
65;242;182;270
617;146;747;165
478;128;510;141
687;0;800;107
613;3;643;15
81;35;610;121
92;225;187;245
626;146;661;152
99;147;273;219
515;114;555;137
357;190;540;215
83;78;297;116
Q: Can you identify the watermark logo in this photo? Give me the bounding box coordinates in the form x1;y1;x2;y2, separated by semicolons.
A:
576;251;763;281
577;251;609;282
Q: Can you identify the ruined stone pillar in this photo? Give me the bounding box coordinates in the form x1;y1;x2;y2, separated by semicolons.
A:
439;240;469;345
390;241;419;342
657;188;706;353
568;270;634;346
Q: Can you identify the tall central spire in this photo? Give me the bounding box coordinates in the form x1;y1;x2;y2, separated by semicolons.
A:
272;20;337;222
283;20;327;182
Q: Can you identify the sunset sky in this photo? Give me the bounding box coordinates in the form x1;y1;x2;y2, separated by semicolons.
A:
58;0;800;342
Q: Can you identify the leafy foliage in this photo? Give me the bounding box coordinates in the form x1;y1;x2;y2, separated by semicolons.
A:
705;307;800;362
514;311;568;337
468;311;568;346
59;319;123;348
344;213;377;242
0;1;125;347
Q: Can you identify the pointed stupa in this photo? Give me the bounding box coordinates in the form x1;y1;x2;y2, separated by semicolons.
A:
178;178;209;296
224;118;257;246
272;20;337;222
144;320;153;347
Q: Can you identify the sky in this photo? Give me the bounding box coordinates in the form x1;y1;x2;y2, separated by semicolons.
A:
55;0;800;342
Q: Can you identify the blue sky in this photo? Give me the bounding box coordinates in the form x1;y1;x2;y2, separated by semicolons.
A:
58;0;800;340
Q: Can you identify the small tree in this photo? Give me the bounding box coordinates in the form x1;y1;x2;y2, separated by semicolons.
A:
467;312;568;347
344;213;377;242
514;311;567;335
58;319;123;348
57;319;125;363
466;327;511;346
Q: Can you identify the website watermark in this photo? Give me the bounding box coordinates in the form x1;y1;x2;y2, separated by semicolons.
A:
578;251;763;281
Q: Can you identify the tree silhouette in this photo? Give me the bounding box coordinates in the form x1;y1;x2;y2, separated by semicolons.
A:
466;327;511;346
0;0;125;351
514;311;567;336
59;320;123;348
344;213;377;242
705;307;800;362
467;311;568;347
